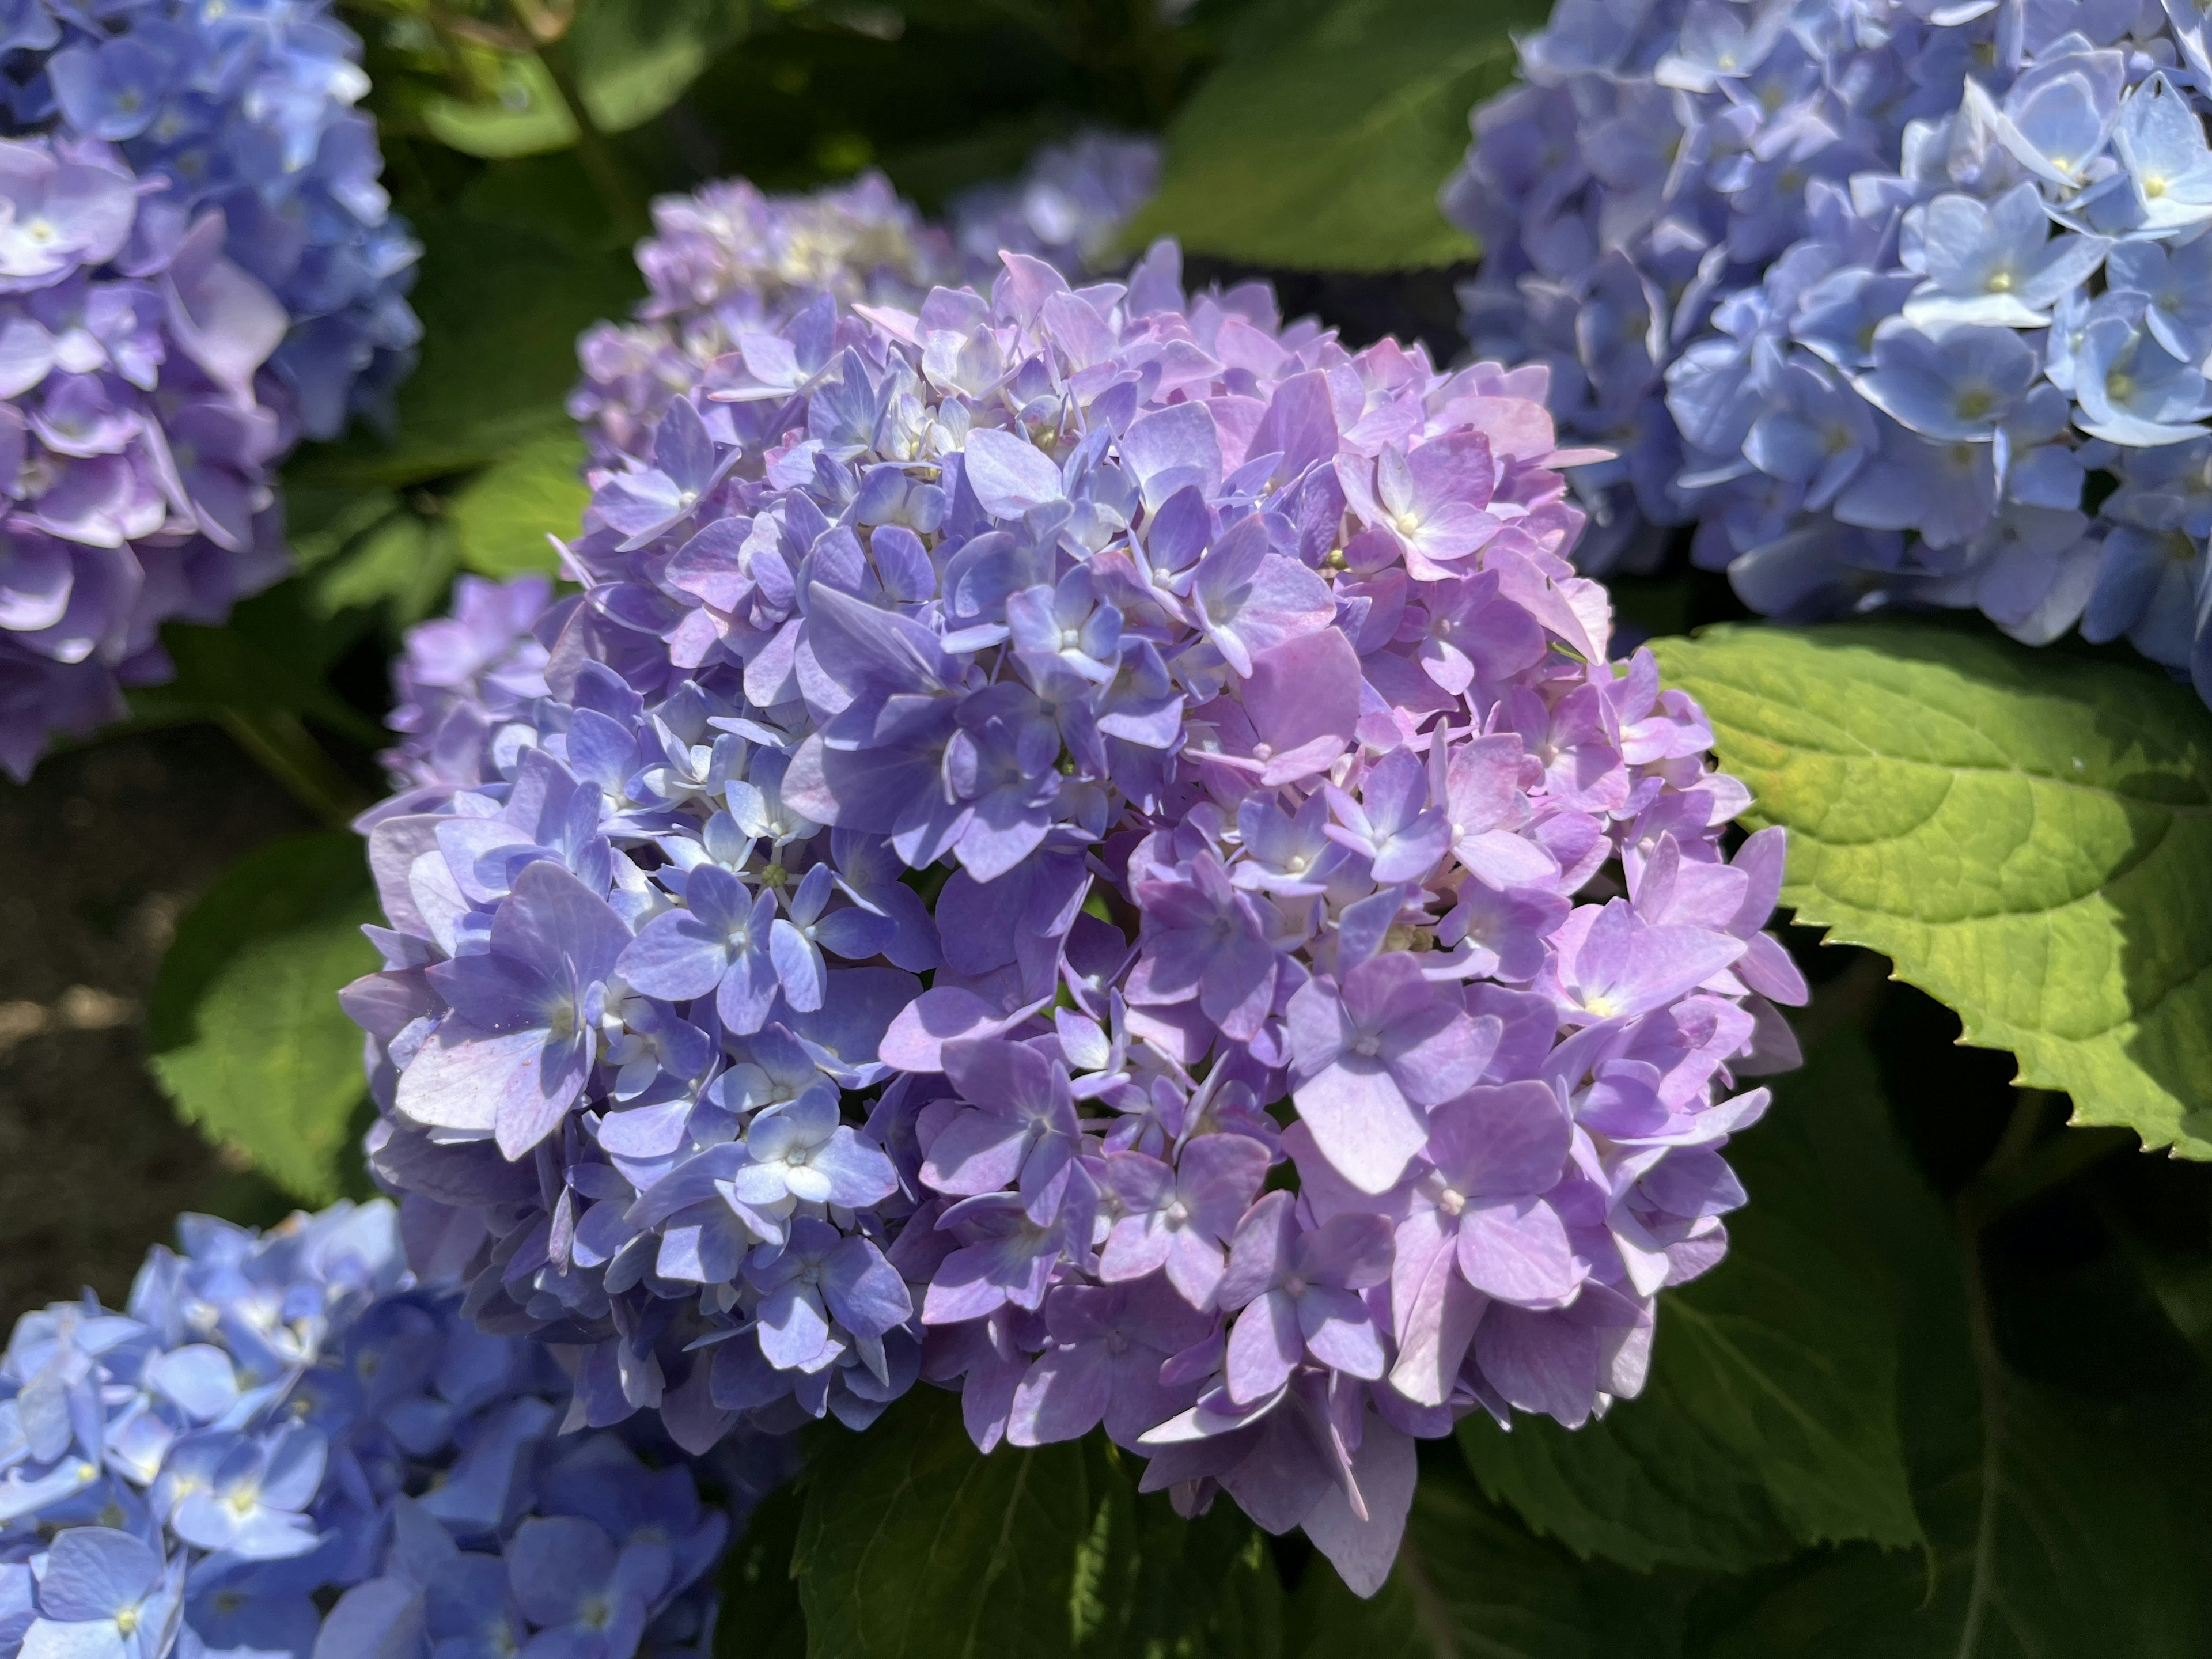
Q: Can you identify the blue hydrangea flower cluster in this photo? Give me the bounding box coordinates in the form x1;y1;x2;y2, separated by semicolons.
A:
1447;0;2212;699
571;137;1159;469
0;1200;746;1659
0;0;419;779
359;230;1791;1590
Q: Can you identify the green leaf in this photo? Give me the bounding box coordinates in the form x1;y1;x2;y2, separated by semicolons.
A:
421;54;579;158
1289;1453;1693;1658
570;0;751;132
1128;0;1538;271
1457;1037;1923;1573
1649;623;2212;1158
283;483;403;573
1685;1033;2212;1656
791;1389;1282;1658
147;831;380;1204
717;1483;809;1659
289;211;639;490
418;0;748;156
306;509;460;627
449;428;589;578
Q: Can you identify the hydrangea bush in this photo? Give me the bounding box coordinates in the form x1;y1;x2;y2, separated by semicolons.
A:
1447;0;2212;699
14;0;2203;1644
0;1200;755;1659
0;0;418;777
353;223;1797;1589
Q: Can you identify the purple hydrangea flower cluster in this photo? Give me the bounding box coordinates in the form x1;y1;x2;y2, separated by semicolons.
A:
381;572;555;792
946;132;1161;281
1448;0;2212;700
0;1200;741;1659
356;237;1791;1592
570;171;956;469
885;512;1803;1590
0;0;419;779
571;138;1160;471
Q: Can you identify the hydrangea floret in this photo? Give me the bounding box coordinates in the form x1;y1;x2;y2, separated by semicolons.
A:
0;0;419;777
571;137;1158;469
0;1200;751;1659
355;234;1797;1592
1447;0;2212;700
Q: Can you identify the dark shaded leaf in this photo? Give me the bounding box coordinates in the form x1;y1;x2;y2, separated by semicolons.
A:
791;1388;1282;1657
1459;1042;1922;1571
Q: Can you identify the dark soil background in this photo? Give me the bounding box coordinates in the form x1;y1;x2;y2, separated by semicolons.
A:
0;728;309;1313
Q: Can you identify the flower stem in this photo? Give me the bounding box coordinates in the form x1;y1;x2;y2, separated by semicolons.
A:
218;709;371;829
506;2;648;240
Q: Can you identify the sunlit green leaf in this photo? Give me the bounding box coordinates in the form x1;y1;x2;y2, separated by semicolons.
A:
421;53;578;157
449;428;589;578
1652;623;2212;1158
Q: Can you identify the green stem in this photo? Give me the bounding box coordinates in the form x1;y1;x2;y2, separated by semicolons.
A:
219;709;371;829
515;15;648;240
1945;1089;2126;1653
1951;1198;2002;1659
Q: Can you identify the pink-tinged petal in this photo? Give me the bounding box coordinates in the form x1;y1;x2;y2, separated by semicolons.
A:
1293;1060;1429;1196
1238;630;1362;779
494;1030;592;1158
394;1020;521;1136
1456;1197;1581;1308
1100;1215;1173;1282
1008;1347;1111;1446
1225;1290;1301;1403
1301;1413;1417;1599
